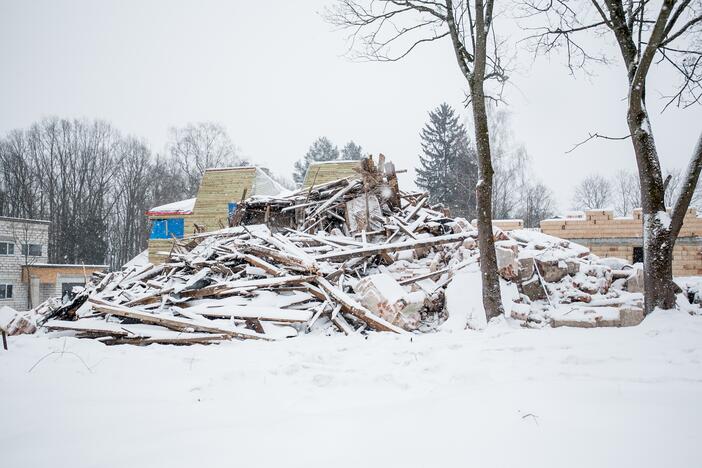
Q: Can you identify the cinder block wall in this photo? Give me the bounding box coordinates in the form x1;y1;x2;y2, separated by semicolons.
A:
0;218;50;311
541;208;702;276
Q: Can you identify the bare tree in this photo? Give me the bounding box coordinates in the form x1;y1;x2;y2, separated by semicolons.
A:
327;0;509;320
518;181;555;227
106;138;154;270
168;122;245;196
572;174;613;210
523;0;702;313
611;169;641;216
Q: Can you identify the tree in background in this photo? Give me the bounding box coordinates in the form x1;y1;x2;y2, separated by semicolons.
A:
341;141;363;160
611;170;641;217
524;0;702;313
572;174;613;210
106;138;155;270
519;181;555;228
293;137;340;186
328;0;510;320
0;118;297;271
477;106;554;226
167;122;246;197
416;103;478;219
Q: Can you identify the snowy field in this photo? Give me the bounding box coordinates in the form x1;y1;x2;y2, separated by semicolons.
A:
1;310;701;468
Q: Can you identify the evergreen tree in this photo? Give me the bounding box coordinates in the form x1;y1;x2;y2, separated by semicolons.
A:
415;103;478;219
341;141;363;160
293;137;340;186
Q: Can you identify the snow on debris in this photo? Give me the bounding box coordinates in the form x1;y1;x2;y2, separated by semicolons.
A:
13;157;689;345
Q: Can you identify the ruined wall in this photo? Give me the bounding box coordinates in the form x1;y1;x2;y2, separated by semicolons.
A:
302;161;360;188
541;208;702;276
147;213;192;265
184;167;257;236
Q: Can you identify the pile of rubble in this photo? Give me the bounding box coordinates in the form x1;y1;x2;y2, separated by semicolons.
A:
12;157;647;345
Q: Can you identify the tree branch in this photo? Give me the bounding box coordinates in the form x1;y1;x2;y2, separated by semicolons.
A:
565;132;632;154
670;130;702;240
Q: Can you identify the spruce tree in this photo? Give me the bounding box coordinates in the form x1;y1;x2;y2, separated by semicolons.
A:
293;137;340;186
341;141;363;160
415;103;478;219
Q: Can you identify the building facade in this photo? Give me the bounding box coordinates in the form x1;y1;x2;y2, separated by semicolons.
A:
146;166;285;264
540;208;702;276
0;216;106;311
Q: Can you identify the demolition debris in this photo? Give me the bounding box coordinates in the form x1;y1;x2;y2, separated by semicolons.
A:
4;156;652;346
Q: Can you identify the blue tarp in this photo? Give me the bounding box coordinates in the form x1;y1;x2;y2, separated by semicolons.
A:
150;218;184;239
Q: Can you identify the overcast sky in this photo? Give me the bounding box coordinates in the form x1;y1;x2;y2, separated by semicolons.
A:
1;0;700;212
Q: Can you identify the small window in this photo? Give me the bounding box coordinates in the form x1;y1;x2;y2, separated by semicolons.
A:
21;244;42;257
633;246;644;264
0;242;15;256
150;218;185;240
0;283;13;299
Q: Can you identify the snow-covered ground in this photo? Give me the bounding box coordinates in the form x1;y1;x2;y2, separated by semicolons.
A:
1;311;701;468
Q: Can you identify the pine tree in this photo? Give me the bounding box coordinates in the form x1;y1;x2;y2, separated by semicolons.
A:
341;141;363;160
293;137;340;186
415;103;478;219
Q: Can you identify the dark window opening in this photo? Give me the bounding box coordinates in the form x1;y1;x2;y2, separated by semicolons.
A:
0;284;13;299
21;243;42;257
0;242;14;255
633;246;644;264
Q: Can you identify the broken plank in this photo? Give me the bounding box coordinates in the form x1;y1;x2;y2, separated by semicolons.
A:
194;305;313;322
103;334;231;346
44;319;131;337
332;313;354;335
316;277;405;334
240;253;285;276
315;232;471;262
179;275;316;298
88;299;270;340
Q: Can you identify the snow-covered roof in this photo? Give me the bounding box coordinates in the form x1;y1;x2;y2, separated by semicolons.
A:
0;216;51;225
146;198;196;216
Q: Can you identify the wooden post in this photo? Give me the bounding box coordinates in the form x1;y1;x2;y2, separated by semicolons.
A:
384;161;401;208
2;330;7;350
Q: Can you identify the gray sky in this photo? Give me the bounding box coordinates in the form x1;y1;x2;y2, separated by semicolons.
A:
1;0;700;212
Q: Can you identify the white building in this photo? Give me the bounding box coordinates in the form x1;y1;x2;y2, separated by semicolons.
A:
0;216;106;311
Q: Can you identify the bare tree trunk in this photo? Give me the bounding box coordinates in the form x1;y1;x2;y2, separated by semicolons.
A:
628;108;676;312
465;0;503;320
471;85;504;319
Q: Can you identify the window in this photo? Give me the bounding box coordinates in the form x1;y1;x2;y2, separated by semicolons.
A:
0;242;14;256
149;218;185;240
0;283;13;300
633;246;644;264
21;244;42;257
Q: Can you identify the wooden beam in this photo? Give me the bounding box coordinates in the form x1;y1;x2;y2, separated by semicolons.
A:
88;299;270;341
315;232;471;262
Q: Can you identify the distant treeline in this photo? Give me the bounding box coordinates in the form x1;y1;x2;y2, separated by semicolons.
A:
0;118;250;269
0;118;363;271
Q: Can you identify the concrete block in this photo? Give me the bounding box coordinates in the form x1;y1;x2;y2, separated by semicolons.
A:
620;307;644;327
